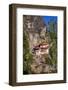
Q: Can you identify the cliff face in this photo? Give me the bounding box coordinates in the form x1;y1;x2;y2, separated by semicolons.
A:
23;15;49;47
23;15;57;74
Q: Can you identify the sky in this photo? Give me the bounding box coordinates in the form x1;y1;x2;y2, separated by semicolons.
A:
42;16;57;25
42;16;57;32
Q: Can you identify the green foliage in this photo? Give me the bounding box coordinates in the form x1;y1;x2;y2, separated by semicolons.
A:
48;20;57;67
49;38;57;66
49;32;57;40
23;31;33;74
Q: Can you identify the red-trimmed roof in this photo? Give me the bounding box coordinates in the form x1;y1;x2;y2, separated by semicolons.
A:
40;44;49;49
33;43;49;50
